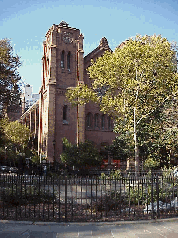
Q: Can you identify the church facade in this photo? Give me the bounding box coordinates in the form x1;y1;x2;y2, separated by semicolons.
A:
21;21;117;163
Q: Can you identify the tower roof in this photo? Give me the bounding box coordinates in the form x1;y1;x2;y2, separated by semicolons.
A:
59;21;69;27
100;37;109;48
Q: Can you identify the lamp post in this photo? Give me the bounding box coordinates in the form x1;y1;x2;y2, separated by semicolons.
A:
53;140;56;171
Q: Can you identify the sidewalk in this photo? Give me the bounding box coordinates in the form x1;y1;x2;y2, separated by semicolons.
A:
0;218;177;237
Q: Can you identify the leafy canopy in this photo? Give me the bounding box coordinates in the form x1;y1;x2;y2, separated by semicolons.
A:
66;34;177;132
106;131;134;161
66;35;178;170
0;39;22;115
1;119;31;149
138;96;178;167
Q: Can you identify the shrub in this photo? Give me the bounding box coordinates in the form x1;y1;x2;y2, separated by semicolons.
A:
144;155;160;171
106;170;178;206
61;138;102;169
1;184;57;206
100;169;121;180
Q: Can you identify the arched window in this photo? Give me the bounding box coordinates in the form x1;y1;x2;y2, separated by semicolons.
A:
94;114;99;128
86;113;92;128
108;117;111;130
67;51;71;70
101;115;105;129
61;51;65;68
63;105;67;121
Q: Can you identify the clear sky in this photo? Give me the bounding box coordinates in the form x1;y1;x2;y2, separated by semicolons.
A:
0;0;178;94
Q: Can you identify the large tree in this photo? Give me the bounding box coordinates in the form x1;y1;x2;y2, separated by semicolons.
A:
138;95;178;169
0;39;22;116
3;120;31;150
66;35;178;172
0;118;31;165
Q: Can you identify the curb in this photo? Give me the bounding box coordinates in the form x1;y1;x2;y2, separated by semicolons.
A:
0;217;178;226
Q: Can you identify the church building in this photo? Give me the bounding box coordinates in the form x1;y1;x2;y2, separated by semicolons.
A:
21;21;117;163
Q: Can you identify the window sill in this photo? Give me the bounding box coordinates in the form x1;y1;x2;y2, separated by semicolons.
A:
63;120;69;125
86;127;93;130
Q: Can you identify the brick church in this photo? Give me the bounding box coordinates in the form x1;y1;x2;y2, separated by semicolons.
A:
21;21;117;163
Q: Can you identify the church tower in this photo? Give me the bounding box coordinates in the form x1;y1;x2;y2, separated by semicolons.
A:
38;21;85;162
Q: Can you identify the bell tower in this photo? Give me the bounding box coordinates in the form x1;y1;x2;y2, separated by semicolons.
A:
39;21;85;162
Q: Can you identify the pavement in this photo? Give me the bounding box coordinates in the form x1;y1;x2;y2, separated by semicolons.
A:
0;218;177;238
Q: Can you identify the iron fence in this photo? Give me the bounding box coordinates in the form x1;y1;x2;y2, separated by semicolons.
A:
0;173;177;222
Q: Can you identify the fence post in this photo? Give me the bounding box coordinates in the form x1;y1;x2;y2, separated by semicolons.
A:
58;176;61;222
156;175;160;218
65;176;67;222
91;177;93;218
95;175;98;219
151;173;154;219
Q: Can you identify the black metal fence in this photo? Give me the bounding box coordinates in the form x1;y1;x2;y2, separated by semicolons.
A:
0;173;177;222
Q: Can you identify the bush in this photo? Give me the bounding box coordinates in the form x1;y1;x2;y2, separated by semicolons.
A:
1;184;57;206
107;170;178;206
144;155;160;171
100;169;122;180
61;138;102;169
161;165;178;177
125;182;177;206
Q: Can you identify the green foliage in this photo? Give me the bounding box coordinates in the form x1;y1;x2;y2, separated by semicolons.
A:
60;138;102;169
106;130;134;161
110;169;122;179
31;150;40;164
0;118;31;165
161;165;178;177
138;97;178;167
143;156;160;170
125;181;177;205
67;35;177;122
1;119;31;149
108;170;178;206
2;184;57;206
0;39;22;116
100;169;122;180
66;35;178;170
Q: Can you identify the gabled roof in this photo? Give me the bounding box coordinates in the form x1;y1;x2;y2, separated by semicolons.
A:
84;37;112;64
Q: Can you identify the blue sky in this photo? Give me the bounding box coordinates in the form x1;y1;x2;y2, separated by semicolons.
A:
0;0;178;94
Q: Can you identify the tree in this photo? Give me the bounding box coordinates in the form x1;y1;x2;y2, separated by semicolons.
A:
106;131;134;161
1;118;31;153
60;138;102;169
104;96;177;171
0;39;22;116
3;120;31;149
0;118;31;166
138;96;178;168
66;35;178;172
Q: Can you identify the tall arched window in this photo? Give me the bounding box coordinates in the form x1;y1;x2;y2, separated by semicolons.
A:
101;115;105;129
63;105;67;121
94;114;99;128
67;52;71;70
61;51;65;68
108;117;111;130
86;113;92;128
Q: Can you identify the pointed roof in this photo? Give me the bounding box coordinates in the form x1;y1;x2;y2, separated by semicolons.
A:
84;37;112;63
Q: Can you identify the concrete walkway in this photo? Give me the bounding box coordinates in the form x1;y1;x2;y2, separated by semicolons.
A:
0;218;177;237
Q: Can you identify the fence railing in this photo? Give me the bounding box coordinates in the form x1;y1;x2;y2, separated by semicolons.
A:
0;173;177;222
